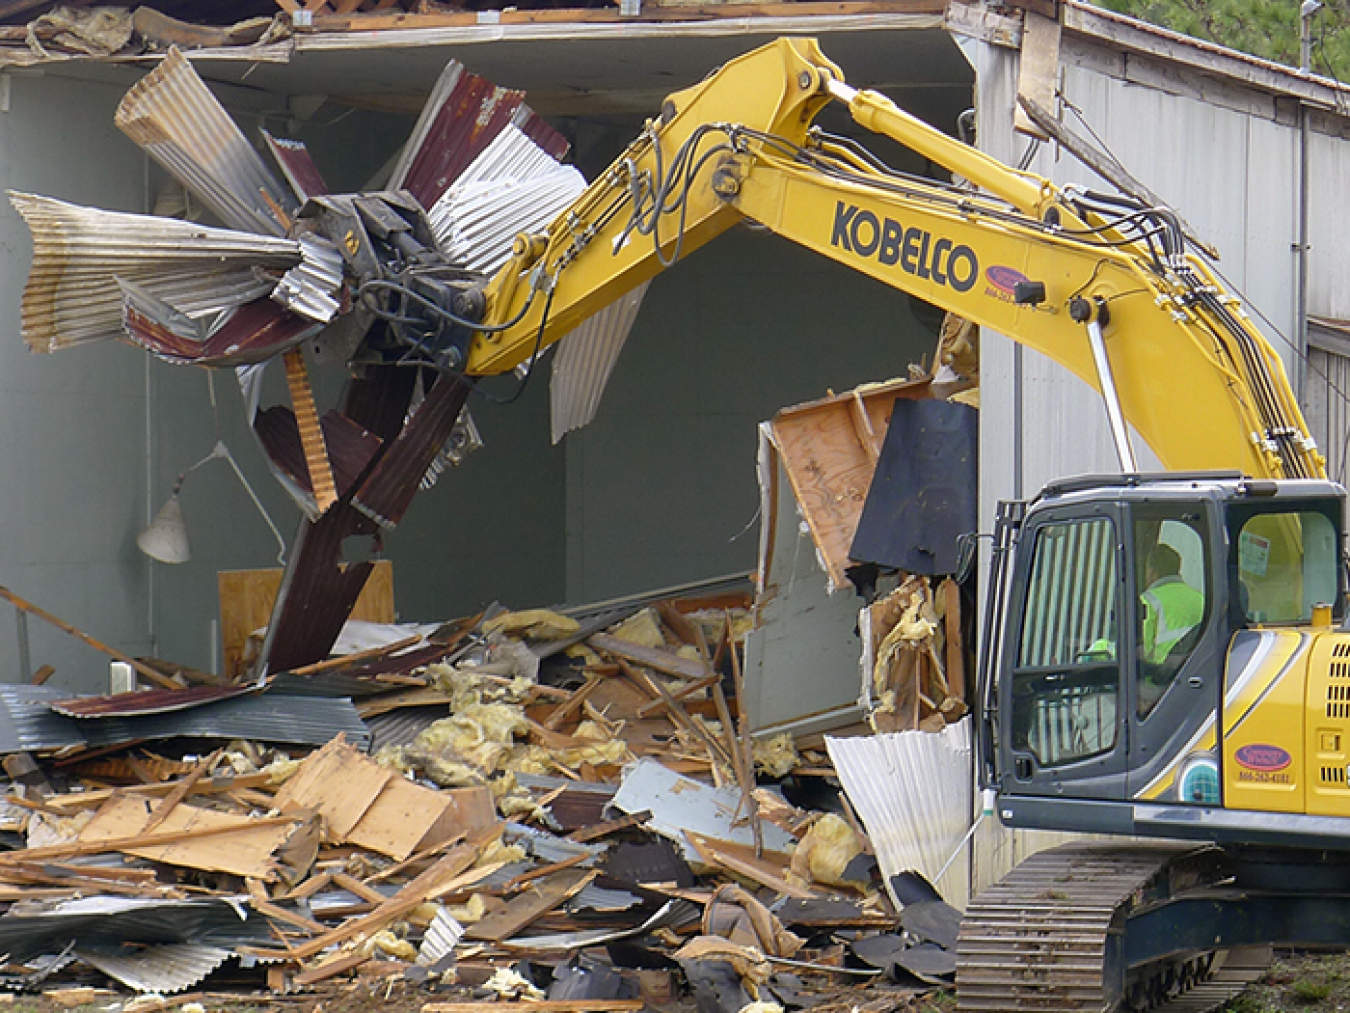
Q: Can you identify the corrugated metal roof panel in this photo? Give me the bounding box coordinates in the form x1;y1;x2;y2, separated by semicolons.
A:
75;693;369;750
825;720;971;909
263;131;331;204
271;233;344;324
387;59;569;214
9;191;298;352
122;286;320;368
48;683;256;719
0;685;83;753
550;281;651;444
115;47;294;237
78;944;232;994
417;907;465;966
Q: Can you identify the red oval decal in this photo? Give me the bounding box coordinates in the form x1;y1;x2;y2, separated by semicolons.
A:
985;265;1029;295
1235;744;1292;772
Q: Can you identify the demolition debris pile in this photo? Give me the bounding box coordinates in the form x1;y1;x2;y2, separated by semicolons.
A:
0;585;966;1011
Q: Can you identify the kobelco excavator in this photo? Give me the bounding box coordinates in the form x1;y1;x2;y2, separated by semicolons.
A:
13;33;1343;1013
426;37;1347;1013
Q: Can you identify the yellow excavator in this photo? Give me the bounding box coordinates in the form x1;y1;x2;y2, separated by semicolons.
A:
429;37;1347;1013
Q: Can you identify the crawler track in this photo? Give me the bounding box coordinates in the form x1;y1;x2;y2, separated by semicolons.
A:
955;842;1271;1012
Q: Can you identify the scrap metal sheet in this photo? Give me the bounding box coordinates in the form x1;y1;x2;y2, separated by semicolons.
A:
826;720;972;909
74;693;370;750
609;758;794;860
8;192;297;353
77;944;232;994
115;47;295;237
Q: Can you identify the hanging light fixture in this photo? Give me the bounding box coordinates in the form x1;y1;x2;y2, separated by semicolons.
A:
138;440;287;566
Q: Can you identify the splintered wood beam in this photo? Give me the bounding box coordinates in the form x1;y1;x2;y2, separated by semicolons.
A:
0;586;178;690
283;348;338;513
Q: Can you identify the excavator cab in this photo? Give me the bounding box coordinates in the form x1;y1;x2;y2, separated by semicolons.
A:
981;472;1347;844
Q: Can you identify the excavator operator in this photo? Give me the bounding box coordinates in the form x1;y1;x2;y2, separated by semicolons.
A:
1138;543;1205;712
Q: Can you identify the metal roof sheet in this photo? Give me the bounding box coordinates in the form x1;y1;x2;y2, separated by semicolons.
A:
825;720;971;910
8;191;298;353
550;280;651;444
115;47;295;237
47;683;257;719
74;693;370;750
78;944;233;994
0;685;83;753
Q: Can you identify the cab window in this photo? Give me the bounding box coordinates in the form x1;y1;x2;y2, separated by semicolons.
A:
1012;517;1118;766
1135;510;1208;716
1236;509;1339;624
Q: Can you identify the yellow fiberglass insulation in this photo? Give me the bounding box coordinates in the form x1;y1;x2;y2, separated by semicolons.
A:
609;608;666;649
363;929;417;962
789;812;862;887
407;701;531;779
753;733;799;779
483;608;581;641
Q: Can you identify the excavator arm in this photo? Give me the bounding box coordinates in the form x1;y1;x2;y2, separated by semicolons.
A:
468;37;1322;482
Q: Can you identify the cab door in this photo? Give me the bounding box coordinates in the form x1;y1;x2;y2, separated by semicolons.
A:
1001;502;1130;801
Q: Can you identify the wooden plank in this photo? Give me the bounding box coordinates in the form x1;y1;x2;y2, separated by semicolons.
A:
308;0;943;30
243;844;493;962
684;832;814;899
565;810;650;844
634;672;719;719
30;664;54;686
143;749;221;834
218;560;393;678
0;586;178;690
463;868;596;942
42;772;274;812
273;737;393;842
71;796;305;880
1014;9;1061;140
589;633;708;680
541;676;602;731
288;633;422;676
422;1004;643;1013
294;951;369;986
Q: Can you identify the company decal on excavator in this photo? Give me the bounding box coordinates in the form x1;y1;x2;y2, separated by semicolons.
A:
830;202;978;292
985;265;1030;303
1234;743;1294;784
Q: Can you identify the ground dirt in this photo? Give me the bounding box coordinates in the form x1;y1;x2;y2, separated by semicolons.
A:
16;952;1350;1013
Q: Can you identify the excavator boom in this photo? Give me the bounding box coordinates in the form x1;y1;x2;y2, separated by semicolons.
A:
470;36;1322;484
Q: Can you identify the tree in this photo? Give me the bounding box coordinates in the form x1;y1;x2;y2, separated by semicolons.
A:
1090;0;1350;82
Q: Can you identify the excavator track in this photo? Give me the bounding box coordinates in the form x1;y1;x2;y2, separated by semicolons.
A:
955;841;1272;1013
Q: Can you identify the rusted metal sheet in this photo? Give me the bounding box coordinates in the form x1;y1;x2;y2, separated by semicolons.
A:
388;58;569;214
351;372;472;529
115;47;295;237
9;191;297;353
253;406;384;506
47;684;256;720
263;130;331;204
122;286;319;367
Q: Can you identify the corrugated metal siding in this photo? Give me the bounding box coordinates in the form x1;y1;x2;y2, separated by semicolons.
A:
77;944;232;994
550;281;651;444
1307;342;1350;485
9;192;297;352
115;48;293;237
826;721;972;909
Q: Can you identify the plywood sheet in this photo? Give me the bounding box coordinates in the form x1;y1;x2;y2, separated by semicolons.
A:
273;737;393;840
347;780;494;861
768;378;930;589
79;795;301;881
219;559;394;677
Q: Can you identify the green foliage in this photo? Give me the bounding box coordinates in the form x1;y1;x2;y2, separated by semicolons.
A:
1089;0;1350;82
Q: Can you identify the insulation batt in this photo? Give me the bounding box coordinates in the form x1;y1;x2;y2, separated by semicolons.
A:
609;608;666;649
482;609;580;641
789;813;862;887
752;733;799;778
